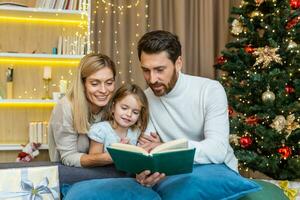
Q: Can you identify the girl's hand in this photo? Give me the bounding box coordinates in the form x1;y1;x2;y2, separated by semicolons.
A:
120;138;130;144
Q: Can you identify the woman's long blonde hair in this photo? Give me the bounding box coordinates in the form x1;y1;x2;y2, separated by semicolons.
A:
66;53;116;134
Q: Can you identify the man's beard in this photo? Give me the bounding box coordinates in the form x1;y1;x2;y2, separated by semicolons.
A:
148;69;178;96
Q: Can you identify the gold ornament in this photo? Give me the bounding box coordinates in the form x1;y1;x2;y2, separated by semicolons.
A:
262;87;275;103
229;134;240;146
231;19;244;35
285;114;300;135
253;46;283;68
240;0;247;7
287;40;297;49
250;11;262;18
270;114;300;138
270;115;286;132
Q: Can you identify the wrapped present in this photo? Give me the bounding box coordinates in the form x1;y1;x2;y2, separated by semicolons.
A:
0;165;60;200
263;179;300;200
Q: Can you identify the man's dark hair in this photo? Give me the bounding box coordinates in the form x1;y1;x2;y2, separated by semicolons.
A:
137;30;182;64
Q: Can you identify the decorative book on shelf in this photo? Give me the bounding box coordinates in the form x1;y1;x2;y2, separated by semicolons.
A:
107;138;196;176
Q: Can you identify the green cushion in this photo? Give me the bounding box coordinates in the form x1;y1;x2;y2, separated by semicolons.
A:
240;180;289;200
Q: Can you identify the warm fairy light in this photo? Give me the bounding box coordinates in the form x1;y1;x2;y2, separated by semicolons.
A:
101;0;140;10
91;2;150;83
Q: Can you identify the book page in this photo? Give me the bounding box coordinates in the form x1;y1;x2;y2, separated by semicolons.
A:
110;143;149;155
150;138;188;154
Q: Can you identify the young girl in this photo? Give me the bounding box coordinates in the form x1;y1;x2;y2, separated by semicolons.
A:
88;84;149;165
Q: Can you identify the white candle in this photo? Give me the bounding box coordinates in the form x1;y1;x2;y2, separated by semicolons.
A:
37;122;43;143
43;67;52;79
59;79;68;94
42;121;48;144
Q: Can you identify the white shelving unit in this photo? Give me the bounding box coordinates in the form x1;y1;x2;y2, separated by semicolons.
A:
0;144;48;151
0;2;90;159
0;52;83;59
0;6;87;22
0;99;56;102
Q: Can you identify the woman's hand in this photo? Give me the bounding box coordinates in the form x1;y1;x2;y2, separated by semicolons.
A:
136;170;165;187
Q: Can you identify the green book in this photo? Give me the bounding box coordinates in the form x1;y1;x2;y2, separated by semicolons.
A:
107;138;196;176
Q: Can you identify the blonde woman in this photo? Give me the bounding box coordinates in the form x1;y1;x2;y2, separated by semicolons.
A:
48;53;116;167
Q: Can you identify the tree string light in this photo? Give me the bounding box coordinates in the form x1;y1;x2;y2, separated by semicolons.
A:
101;0;140;10
90;0;150;84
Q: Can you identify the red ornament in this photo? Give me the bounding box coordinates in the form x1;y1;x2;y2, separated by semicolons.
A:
286;17;300;29
285;85;295;94
244;45;255;54
217;56;227;65
245;116;260;125
228;106;234;117
240;136;253;148
278;146;292;159
290;0;300;9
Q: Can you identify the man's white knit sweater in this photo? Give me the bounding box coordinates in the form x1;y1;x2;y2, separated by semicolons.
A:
145;72;238;172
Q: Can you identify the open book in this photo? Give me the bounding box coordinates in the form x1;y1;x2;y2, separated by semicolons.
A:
107;138;195;176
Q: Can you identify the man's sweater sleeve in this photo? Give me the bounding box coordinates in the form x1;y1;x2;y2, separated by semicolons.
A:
189;81;230;164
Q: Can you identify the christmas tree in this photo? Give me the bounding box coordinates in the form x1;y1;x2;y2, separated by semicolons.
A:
215;0;300;180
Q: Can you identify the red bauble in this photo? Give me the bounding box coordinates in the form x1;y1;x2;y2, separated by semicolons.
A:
240;136;253;148
285;85;295;94
245;116;259;125
244;45;255;54
286;17;300;29
217;56;227;65
290;0;300;9
278;146;292;159
228;106;234;117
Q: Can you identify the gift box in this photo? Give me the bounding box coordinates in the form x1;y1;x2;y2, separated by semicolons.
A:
0;165;60;200
264;179;300;200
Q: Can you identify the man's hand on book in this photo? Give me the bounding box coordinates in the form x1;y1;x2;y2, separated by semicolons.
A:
138;132;161;152
136;170;165;187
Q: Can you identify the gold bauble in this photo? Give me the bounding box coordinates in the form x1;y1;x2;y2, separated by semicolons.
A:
287;40;297;49
262;89;275;103
250;11;262;18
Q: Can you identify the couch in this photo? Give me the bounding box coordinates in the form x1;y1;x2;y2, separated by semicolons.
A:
0;161;128;185
0;162;296;199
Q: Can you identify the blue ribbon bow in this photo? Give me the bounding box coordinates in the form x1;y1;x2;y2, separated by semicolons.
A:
0;177;59;200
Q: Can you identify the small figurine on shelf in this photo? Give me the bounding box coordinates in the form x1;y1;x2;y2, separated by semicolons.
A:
16;142;41;162
42;66;52;99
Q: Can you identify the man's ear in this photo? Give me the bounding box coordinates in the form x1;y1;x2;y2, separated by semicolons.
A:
175;56;183;72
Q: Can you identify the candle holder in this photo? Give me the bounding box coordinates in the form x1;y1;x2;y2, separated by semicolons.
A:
42;78;51;100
